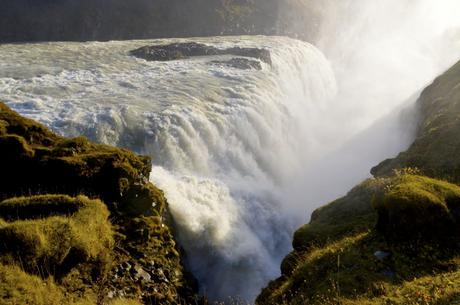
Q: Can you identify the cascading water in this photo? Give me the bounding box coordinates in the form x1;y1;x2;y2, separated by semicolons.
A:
0;37;337;301
0;1;460;301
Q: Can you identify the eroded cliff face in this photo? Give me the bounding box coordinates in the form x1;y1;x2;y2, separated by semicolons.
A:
257;60;460;305
0;0;316;43
0;103;199;305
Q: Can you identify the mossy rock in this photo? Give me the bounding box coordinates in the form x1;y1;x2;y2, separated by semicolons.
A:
258;59;460;305
0;103;198;304
0;194;84;221
372;60;460;183
0;264;68;305
293;178;387;251
0;102;164;216
0;195;114;277
0;263;145;305
373;174;460;243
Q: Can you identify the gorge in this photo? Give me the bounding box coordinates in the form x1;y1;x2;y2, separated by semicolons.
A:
1;1;460;304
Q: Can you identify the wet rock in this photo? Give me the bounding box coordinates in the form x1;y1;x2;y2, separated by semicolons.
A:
210;58;263;70
130;42;271;65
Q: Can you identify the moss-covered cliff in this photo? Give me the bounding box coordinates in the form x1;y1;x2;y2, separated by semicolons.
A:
0;103;198;305
257;60;460;305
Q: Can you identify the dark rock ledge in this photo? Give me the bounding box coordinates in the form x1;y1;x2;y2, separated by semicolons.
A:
130;42;272;66
0;102;202;305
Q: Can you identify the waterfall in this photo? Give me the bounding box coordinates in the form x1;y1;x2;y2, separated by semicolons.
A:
0;37;337;301
1;1;459;298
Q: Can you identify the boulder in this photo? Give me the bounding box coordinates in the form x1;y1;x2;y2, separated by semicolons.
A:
130;42;272;65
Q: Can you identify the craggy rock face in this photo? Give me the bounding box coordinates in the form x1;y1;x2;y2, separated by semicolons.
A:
0;103;199;305
130;42;272;65
371;60;460;183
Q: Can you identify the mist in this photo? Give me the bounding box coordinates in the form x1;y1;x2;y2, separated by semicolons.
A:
1;1;460;304
283;0;460;222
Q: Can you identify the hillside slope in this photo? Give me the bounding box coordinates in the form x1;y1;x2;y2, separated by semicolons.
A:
257;60;460;305
0;103;199;305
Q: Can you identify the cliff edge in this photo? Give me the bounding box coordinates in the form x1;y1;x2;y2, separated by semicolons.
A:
257;60;460;305
0;103;198;305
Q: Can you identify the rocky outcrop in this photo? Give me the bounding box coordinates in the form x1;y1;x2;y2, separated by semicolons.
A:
257;60;460;305
371;60;460;183
0;103;199;305
130;42;272;65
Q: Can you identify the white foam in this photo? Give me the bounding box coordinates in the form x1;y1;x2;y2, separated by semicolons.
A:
0;14;458;300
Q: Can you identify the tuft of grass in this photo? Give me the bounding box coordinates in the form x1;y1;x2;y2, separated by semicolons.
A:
258;175;460;305
0;195;114;276
0;263;145;305
373;174;460;242
293;178;388;251
0;264;67;305
0;194;84;221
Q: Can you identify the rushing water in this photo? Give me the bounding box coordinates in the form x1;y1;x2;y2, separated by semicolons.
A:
0;26;458;301
0;36;338;301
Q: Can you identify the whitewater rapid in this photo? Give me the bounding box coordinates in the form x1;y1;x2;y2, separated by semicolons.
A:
0;29;457;300
0;36;339;301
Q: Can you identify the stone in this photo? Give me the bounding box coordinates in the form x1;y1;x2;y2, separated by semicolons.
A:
130;42;271;65
210;58;263;70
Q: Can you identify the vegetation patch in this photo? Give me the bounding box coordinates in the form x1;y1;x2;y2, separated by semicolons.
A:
0;102;163;217
373;174;460;242
258;59;460;305
0;102;198;304
0;195;113;277
372;60;460;183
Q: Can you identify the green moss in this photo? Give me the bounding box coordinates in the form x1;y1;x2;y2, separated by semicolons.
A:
0;195;113;276
293;178;387;251
259;174;460;305
0;102;162;217
0;194;84;221
0;263;144;305
372;60;460;183
108;299;144;305
0;264;67;305
373;174;460;242
0;103;197;304
259;59;460;305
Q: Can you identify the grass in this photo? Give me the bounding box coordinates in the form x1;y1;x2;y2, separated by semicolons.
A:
373;174;460;242
371;60;460;183
259;59;460;305
0;195;114;277
292;177;387;251
0;264;67;305
0;263;144;305
258;174;460;305
0;194;84;220
0;102;165;217
0;102;197;304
